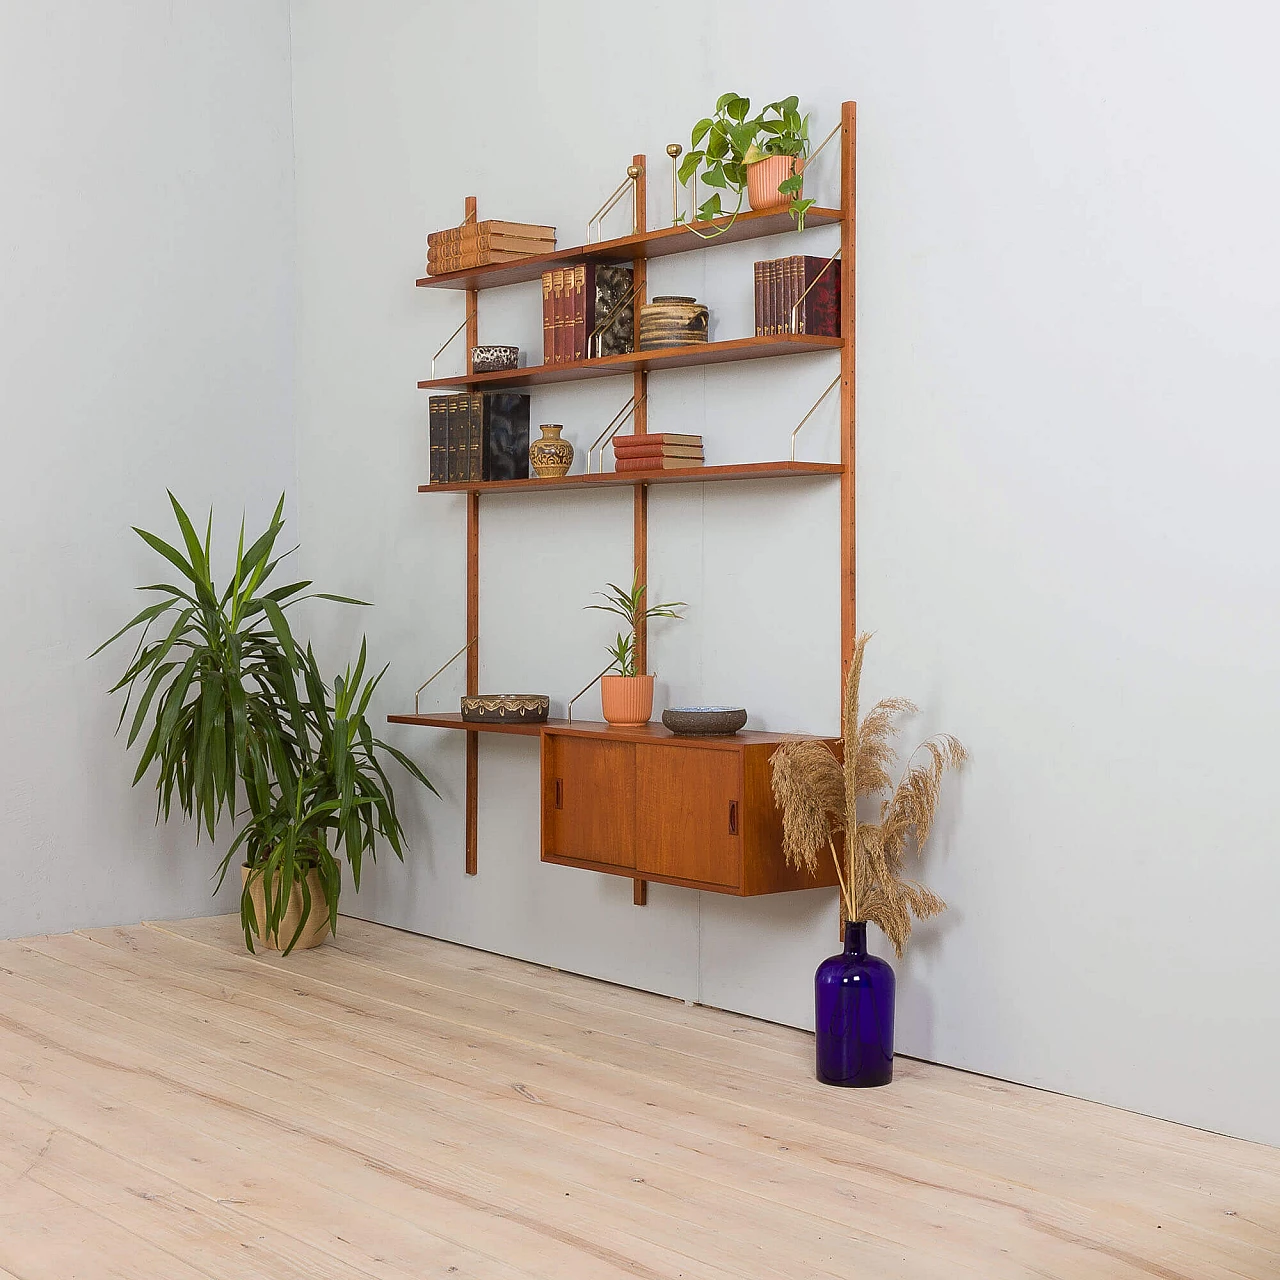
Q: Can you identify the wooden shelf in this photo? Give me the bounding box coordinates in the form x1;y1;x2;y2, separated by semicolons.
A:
417;206;844;292
386;712;805;748
417;460;842;496
388;712;554;736
418;332;841;391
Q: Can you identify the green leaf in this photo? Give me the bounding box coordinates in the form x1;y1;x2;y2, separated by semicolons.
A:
691;118;713;148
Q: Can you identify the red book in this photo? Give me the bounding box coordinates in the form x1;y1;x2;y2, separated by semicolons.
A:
614;456;705;472
572;264;587;362
613;444;704;460
753;261;764;337
795;255;841;337
611;433;702;449
541;272;553;364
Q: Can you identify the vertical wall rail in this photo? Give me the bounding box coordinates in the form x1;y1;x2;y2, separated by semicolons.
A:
631;154;649;909
464;196;481;876
838;104;857;929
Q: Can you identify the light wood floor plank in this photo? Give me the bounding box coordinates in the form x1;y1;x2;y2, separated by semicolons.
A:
60;924;1275;1277
0;917;1275;1279
120;922;1280;1276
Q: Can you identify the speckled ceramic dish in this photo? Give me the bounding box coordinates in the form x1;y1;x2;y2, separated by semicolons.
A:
470;345;520;373
661;706;748;736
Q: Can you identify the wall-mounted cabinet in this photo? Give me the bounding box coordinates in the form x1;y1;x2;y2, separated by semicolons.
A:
540;723;838;896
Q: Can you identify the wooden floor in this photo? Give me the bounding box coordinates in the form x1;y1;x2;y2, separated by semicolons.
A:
0;919;1276;1280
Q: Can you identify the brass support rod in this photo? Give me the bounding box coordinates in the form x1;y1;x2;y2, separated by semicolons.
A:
431;309;476;380
790;375;841;462
588;392;648;473
413;636;478;714
567;662;616;724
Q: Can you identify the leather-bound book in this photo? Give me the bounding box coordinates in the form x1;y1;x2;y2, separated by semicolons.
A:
611;432;702;449
465;393;484;481
428;220;555;252
550;268;566;363
796;255;841;337
571;264;587;362
541;272;554;364
445;394;465;481
482;393;531;481
429;396;448;484
614;455;705;472
754;261;764;337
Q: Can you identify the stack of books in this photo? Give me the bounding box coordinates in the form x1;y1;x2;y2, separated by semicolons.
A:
753;255;841;337
425;221;555;275
611;433;704;473
542;264;634;364
428;393;531;482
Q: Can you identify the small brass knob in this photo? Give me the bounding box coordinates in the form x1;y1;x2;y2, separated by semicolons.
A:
627;164;642;179
666;143;682;159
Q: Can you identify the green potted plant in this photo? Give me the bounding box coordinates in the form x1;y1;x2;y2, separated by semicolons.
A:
586;573;685;726
677;93;815;235
93;493;433;954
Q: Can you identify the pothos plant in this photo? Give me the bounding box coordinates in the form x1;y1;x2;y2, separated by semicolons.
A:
678;93;815;234
587;573;685;676
93;493;434;953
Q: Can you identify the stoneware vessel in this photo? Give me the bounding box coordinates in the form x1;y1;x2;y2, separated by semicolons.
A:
600;674;654;726
460;693;550;725
638;296;708;350
746;155;803;212
241;865;331;952
814;920;895;1086
529;424;574;478
661;706;748;736
470;344;519;373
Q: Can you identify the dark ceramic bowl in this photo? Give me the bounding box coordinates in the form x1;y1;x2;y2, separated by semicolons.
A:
460;694;549;725
470;345;520;373
661;706;748;736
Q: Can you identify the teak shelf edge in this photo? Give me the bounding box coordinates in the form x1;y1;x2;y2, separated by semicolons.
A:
417;205;844;292
418;332;841;391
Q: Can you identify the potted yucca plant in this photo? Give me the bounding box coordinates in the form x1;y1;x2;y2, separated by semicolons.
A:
771;633;965;1086
586;573;685;726
94;493;433;954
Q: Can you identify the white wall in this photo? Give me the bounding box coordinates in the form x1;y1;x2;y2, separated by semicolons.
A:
296;0;1277;1147
0;2;297;937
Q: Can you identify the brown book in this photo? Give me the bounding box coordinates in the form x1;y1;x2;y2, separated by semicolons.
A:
613;441;704;458
466;392;483;481
784;256;799;334
571;264;587;362
427;235;555;270
753;261;764;338
550;268;566;363
611;433;702;448
794;255;841;337
614;456;705;472
425;248;549;276
541;272;553;364
768;259;781;335
427;220;556;251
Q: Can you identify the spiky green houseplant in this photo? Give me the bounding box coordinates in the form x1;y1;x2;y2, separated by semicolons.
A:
94;493;433;953
586;572;686;676
770;634;966;956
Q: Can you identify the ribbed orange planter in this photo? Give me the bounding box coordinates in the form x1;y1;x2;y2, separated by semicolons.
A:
600;674;654;726
241;865;331;952
746;155;803;212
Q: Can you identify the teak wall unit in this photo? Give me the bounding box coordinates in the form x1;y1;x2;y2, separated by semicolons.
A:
392;101;857;905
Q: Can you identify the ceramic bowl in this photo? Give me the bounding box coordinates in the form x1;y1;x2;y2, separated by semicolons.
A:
470;345;519;373
460;694;549;725
661;706;748;736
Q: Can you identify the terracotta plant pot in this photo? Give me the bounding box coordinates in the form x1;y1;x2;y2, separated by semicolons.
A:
600;674;654;726
241;864;331;952
746;154;803;212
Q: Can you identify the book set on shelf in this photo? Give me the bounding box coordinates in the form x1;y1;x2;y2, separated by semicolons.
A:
428;393;530;484
399;103;857;902
754;254;841;337
426;219;555;275
542;264;635;363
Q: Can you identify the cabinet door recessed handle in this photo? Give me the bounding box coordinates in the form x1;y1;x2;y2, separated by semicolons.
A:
554;778;563;809
728;801;738;836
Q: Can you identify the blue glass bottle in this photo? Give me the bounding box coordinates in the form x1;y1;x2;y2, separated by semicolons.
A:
815;920;895;1086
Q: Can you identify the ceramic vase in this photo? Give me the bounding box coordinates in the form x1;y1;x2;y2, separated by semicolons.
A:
638;297;709;350
600;674;654;726
529;424;574;478
814;920;895;1087
746;155;803;212
241;865;331;953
